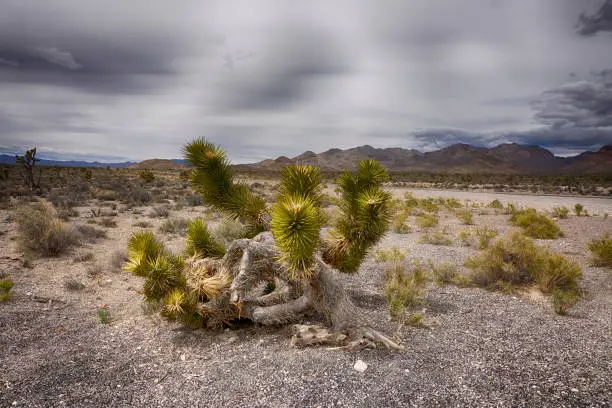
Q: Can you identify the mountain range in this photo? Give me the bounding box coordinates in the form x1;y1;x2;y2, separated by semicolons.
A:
2;143;611;174
236;143;612;174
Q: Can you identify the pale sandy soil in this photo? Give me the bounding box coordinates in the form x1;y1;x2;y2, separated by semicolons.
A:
0;191;610;407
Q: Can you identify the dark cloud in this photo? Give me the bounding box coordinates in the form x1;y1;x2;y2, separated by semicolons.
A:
212;26;350;112
532;70;612;129
577;0;612;36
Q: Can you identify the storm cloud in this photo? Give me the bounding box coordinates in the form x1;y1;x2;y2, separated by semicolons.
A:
0;0;611;162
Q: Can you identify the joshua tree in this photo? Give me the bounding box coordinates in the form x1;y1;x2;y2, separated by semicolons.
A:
16;147;41;190
124;138;401;349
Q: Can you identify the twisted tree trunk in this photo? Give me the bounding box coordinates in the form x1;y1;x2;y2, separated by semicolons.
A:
193;233;402;350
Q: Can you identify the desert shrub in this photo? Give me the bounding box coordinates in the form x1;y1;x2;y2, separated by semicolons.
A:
381;249;428;318
509;208;563;239
503;202;517;215
185;193;204;207
159;217;189;236
73;250;94;262
75;224;107;242
488;199;503;209
392;211;412;234
588;233;612;267
15;202;79;256
140;170;155;183
458;230;472;246
149;205;171;218
97;305;111;324
56;205;79;221
64;278;86;291
418;198;439;213
551;206;569;219
110;250;128;270
99;218;117;228
443;198;462;210
406;313;425;327
213;217;247;247
456;210;473;225
428;261;457;285
474;226;498;249
551;288;580;315
419;229;452;245
86;263;104;277
129;186;152;206
574;203;584;216
133;220;152;228
0;273;13;302
466;231;582;314
375;247;407;263
416;213;439;228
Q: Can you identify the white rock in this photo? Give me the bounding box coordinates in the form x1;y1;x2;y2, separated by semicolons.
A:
354;359;368;373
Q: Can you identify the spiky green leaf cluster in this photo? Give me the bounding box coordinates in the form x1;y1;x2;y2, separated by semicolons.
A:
183;138;267;234
124;231;165;277
185;218;226;258
124;231;188;304
322;159;391;273
271;165;323;279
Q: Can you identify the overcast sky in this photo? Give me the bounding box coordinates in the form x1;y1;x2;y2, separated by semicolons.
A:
0;0;611;162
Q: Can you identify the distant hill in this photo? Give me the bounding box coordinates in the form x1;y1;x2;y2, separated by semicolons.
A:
236;143;612;174
128;159;188;170
0;154;134;168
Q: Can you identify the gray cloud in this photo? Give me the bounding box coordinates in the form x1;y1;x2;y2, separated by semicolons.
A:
578;0;612;36
0;0;611;163
533;70;612;129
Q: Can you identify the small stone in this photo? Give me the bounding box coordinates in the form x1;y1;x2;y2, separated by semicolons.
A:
570;388;578;393
354;359;368;373
180;354;186;361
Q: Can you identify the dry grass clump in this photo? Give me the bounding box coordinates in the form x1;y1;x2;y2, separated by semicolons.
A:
74;224;107;242
455;210;473;225
377;248;428;319
416;213;439;228
428;261;458;285
466;231;582;314
73;250;94;262
588;233;612;267
509;208;563;239
212;217;247;248
15;202;80;257
63;278;86;291
159;217;190;236
474;226;498;249
109;250;128;271
149;205;171;218
0;273;13;302
419;229;452;245
133;220;152;228
99;217;118;228
391;211;412;234
551;206;569;219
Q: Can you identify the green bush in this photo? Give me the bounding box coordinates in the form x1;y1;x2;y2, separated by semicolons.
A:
588;233;612;267
466;231;582;314
382;251;428;318
509;208;563;239
392;211;412;234
418;229;452;245
458;230;472;246
574;203;584;216
455;210;473;225
488;199;503;209
0;274;13;302
551;206;569;219
140;170;155;183
428;261;457;285
474;226;498;249
416;213;439;228
159;217;189;236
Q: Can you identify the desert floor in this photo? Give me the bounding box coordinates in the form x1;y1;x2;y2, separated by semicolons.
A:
1;188;611;407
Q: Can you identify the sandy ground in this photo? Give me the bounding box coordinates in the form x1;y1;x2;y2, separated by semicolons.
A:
1;191;611;407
